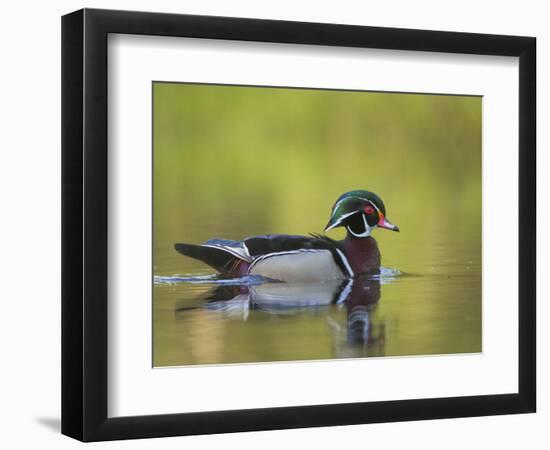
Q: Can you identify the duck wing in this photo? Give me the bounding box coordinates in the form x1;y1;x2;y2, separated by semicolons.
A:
174;234;354;280
244;234;338;256
244;234;354;280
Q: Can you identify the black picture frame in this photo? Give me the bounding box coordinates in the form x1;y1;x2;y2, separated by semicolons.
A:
61;8;536;442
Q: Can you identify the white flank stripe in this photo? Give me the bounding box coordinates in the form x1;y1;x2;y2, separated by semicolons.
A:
335;248;354;277
336;278;354;304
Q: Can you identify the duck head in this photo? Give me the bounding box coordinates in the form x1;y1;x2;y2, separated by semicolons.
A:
324;190;399;238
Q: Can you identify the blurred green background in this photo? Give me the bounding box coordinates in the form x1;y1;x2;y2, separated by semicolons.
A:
153;82;481;367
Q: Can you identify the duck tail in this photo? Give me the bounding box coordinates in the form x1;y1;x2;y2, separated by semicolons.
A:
174;243;249;276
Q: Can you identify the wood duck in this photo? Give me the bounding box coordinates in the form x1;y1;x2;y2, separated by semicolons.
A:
174;190;399;282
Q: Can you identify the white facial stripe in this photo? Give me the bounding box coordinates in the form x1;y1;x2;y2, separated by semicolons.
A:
331;195;370;214
346;213;372;237
367;200;382;215
330;196;381;219
330;196;351;214
325;211;359;231
347;226;371;237
328;195;384;235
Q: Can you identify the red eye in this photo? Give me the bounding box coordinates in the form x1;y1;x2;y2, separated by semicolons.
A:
364;205;375;215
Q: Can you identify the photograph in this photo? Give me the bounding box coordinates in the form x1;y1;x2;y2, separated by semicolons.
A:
152;82;482;367
52;3;538;444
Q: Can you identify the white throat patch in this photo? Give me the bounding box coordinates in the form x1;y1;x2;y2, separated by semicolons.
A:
346;213;372;238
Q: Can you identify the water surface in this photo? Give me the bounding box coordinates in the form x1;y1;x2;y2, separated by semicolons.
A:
153;228;481;366
152;83;481;367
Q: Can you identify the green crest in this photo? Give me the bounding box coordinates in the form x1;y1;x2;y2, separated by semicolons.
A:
325;190;387;232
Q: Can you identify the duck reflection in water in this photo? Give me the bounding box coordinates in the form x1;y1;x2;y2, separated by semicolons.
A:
175;275;387;357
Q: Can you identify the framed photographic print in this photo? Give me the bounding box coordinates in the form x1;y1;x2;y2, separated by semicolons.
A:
61;8;536;441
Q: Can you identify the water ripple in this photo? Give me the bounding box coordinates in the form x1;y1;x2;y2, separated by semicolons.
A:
154;266;402;286
154;274;270;286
